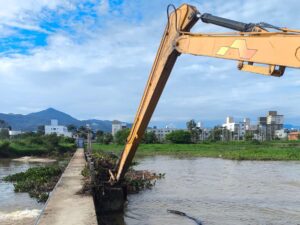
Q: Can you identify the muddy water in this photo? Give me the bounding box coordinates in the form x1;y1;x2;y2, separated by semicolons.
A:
122;157;300;225
0;159;45;225
1;157;300;225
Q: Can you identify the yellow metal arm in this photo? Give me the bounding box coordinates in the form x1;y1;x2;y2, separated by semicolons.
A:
112;4;300;184
175;32;300;76
111;4;199;183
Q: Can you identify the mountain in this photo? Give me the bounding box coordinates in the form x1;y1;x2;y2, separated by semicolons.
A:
0;108;113;132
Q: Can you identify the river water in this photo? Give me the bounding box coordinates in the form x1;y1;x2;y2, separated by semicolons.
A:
122;157;300;225
1;157;300;225
0;159;45;225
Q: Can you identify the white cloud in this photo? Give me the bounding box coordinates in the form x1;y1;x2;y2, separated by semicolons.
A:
96;0;109;15
0;0;73;35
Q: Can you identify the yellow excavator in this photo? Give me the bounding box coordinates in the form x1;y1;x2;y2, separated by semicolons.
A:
109;4;300;184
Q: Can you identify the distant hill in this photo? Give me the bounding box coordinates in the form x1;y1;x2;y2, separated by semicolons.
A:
0;108;114;132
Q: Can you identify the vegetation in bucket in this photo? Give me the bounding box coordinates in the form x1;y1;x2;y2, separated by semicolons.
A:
86;151;165;194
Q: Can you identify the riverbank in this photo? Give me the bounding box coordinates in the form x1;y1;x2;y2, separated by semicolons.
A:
92;141;300;160
0;134;76;158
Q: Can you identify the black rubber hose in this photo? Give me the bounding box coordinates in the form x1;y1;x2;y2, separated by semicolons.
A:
167;209;203;225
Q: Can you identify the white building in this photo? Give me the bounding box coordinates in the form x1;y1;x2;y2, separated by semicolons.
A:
267;111;284;125
45;120;72;137
112;120;127;136
196;121;203;129
223;117;239;132
223;117;252;140
147;126;179;142
275;129;288;139
9;130;23;136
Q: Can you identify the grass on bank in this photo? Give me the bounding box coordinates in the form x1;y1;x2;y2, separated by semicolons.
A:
92;140;300;161
0;134;76;158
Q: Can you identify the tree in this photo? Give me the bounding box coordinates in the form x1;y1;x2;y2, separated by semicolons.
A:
103;133;113;144
96;130;104;137
37;125;45;135
95;130;103;142
186;119;197;131
208;126;223;141
245;131;254;141
142;131;158;144
77;126;88;139
186;119;201;143
0;129;9;139
96;131;113;144
0;120;8;128
0;141;10;157
114;128;130;145
44;133;60;152
67;124;77;133
166;130;191;144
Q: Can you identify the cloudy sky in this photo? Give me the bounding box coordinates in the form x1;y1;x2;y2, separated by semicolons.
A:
1;0;300;127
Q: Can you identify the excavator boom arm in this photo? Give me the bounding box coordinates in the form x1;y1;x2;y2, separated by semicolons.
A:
111;4;300;183
176;33;300;76
112;4;199;183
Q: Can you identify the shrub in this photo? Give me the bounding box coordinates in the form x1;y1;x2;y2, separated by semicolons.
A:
114;128;130;145
141;131;159;144
251;139;261;145
0;141;11;157
166;130;191;144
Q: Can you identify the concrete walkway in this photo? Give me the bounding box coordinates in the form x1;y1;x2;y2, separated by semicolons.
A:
36;148;97;225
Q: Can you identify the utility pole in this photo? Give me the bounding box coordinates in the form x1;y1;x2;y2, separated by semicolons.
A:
86;124;92;154
238;123;240;141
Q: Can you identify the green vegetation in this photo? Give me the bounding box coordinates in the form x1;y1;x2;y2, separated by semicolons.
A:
3;165;65;202
92;141;300;161
114;128;131;144
0;129;9;139
0;133;76;158
95;130;113;144
166;130;192;144
91;151;164;194
111;129;159;145
186;119;202;143
141;131;159;144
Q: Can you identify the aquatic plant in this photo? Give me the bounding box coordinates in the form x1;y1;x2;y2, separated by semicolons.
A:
3;165;64;202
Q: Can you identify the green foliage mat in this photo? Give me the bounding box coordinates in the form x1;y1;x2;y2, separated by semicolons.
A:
3;165;64;202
